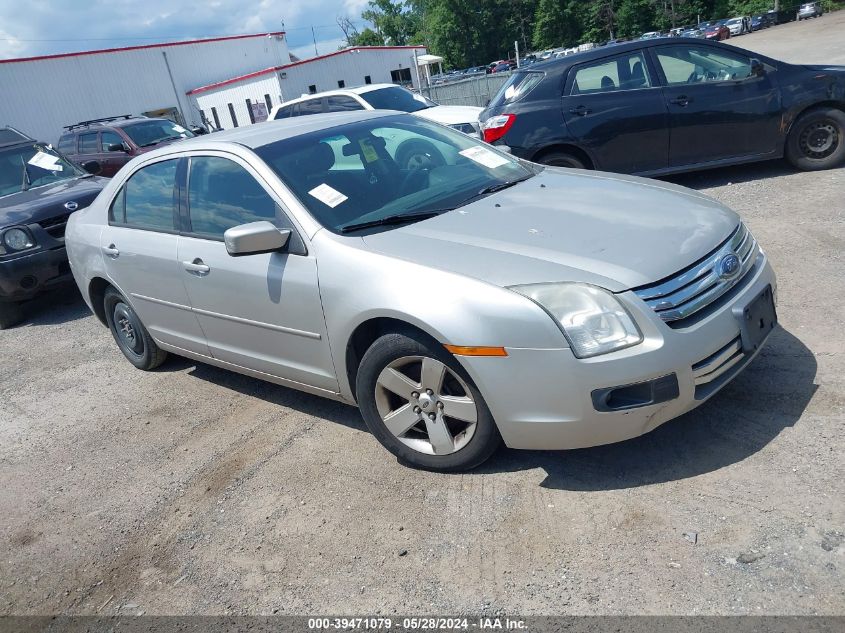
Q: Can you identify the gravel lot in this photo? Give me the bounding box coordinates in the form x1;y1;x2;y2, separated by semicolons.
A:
1;14;843;617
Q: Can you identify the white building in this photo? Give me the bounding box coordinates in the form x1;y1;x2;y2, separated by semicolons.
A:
0;33;427;143
187;46;427;131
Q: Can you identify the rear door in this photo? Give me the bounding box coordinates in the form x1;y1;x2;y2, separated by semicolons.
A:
100;158;209;354
76;132;102;167
561;50;670;174
176;154;338;391
650;43;782;167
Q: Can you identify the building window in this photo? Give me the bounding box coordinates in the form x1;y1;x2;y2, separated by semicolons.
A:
308;84;317;94
228;103;238;128
337;80;345;88
364;75;372;84
246;99;256;124
264;93;273;112
210;107;221;130
390;68;412;85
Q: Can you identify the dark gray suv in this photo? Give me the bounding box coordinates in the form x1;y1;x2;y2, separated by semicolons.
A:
0;127;108;328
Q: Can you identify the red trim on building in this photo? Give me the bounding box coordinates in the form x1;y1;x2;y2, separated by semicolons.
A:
186;46;427;96
0;32;286;65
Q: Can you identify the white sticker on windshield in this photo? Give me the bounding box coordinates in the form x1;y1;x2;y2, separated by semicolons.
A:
308;183;348;208
28;151;63;171
459;146;510;169
172;124;187;133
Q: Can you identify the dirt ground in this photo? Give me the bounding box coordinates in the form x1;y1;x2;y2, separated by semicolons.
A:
1;14;844;617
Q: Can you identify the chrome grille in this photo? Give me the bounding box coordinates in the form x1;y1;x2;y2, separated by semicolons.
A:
633;223;758;324
38;213;71;239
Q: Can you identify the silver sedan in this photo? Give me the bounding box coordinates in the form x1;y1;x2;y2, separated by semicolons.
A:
66;111;777;471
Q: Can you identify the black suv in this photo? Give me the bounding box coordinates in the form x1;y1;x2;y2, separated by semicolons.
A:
0;127;108;328
58;115;197;178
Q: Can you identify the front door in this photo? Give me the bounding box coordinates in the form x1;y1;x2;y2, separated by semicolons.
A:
561;50;670;174
98;130;131;177
100;157;209;354
176;154;338;392
651;43;782;167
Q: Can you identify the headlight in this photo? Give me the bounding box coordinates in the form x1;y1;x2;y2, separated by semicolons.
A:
510;283;642;358
2;227;36;252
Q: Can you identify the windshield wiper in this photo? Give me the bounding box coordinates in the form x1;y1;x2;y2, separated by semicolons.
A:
139;136;183;147
20;156;31;192
476;175;532;196
340;210;442;234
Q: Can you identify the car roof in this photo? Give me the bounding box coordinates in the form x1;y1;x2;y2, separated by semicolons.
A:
144;110;399;155
0;127;35;148
279;83;402;106
62;116;173;134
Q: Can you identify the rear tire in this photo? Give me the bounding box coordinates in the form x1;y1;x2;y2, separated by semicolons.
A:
103;287;167;370
0;302;24;329
537;151;587;169
356;330;501;471
785;107;845;171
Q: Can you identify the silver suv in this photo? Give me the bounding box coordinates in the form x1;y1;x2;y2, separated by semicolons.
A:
66;111;777;471
798;2;823;19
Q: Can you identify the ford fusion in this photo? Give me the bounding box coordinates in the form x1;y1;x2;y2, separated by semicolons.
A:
66;111;777;471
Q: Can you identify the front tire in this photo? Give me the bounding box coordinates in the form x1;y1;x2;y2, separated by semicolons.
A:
103;287;167;370
356;331;501;471
786;107;845;171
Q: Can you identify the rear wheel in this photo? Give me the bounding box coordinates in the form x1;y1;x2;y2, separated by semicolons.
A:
356;331;501;471
0;302;24;330
786;107;845;171
537;151;587;169
103;287;167;370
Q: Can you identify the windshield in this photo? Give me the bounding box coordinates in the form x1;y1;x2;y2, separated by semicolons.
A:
121;119;194;147
358;87;436;113
255;115;534;234
0;143;84;198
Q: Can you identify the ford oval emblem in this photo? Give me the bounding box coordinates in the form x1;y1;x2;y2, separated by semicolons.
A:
64;201;79;211
718;253;741;279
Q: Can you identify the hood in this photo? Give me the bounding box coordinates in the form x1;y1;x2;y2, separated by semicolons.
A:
414;105;483;126
0;176;108;226
360;168;739;292
802;64;845;74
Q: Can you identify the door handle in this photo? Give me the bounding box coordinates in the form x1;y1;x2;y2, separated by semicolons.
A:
103;244;119;258
669;96;691;106
569;105;592;116
183;258;210;275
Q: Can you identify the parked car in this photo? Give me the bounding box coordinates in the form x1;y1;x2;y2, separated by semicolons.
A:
769;9;797;24
65;110;777;471
798;2;824;19
491;62;514;73
479;38;845;174
269;84;483;162
751;14;774;30
58;115;196;178
680;28;706;38
0;127;108;328
725;16;751;36
640;31;662;40
703;23;731;40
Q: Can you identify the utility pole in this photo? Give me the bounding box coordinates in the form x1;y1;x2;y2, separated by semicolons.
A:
312;26;318;56
514;40;520;68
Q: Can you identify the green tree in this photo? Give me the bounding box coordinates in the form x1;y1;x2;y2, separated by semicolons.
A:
532;0;584;49
350;27;386;46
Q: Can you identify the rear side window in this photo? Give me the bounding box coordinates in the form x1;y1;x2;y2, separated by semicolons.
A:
187;157;277;238
298;99;325;116
275;105;293;119
570;52;651;94
57;135;76;153
326;96;365;112
112;159;178;231
79;133;99;153
488;71;544;108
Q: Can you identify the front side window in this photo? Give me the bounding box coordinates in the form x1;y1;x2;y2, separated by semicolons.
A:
187;157;277;239
326;96;365;112
101;131;125;152
79;133;99;154
570;52;651;94
656;45;754;84
298;99;325;116
121;119;194;148
255;115;534;234
358;87;435;112
0;143;83;198
114;159;178;231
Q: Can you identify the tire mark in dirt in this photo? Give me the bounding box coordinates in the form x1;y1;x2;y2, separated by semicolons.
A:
63;402;314;613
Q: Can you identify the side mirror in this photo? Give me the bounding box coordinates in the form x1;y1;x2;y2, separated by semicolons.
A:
81;160;102;175
190;126;208;135
107;143;130;152
750;58;766;77
223;221;290;257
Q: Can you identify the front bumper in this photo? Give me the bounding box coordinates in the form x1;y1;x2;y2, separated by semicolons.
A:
0;246;72;302
458;252;777;450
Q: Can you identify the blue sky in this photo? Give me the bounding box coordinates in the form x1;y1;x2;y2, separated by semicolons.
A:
0;0;373;60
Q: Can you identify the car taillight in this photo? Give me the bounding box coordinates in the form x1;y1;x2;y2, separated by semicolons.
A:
481;114;516;143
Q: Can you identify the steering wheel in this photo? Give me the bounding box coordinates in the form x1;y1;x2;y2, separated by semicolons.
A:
398;166;430;197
